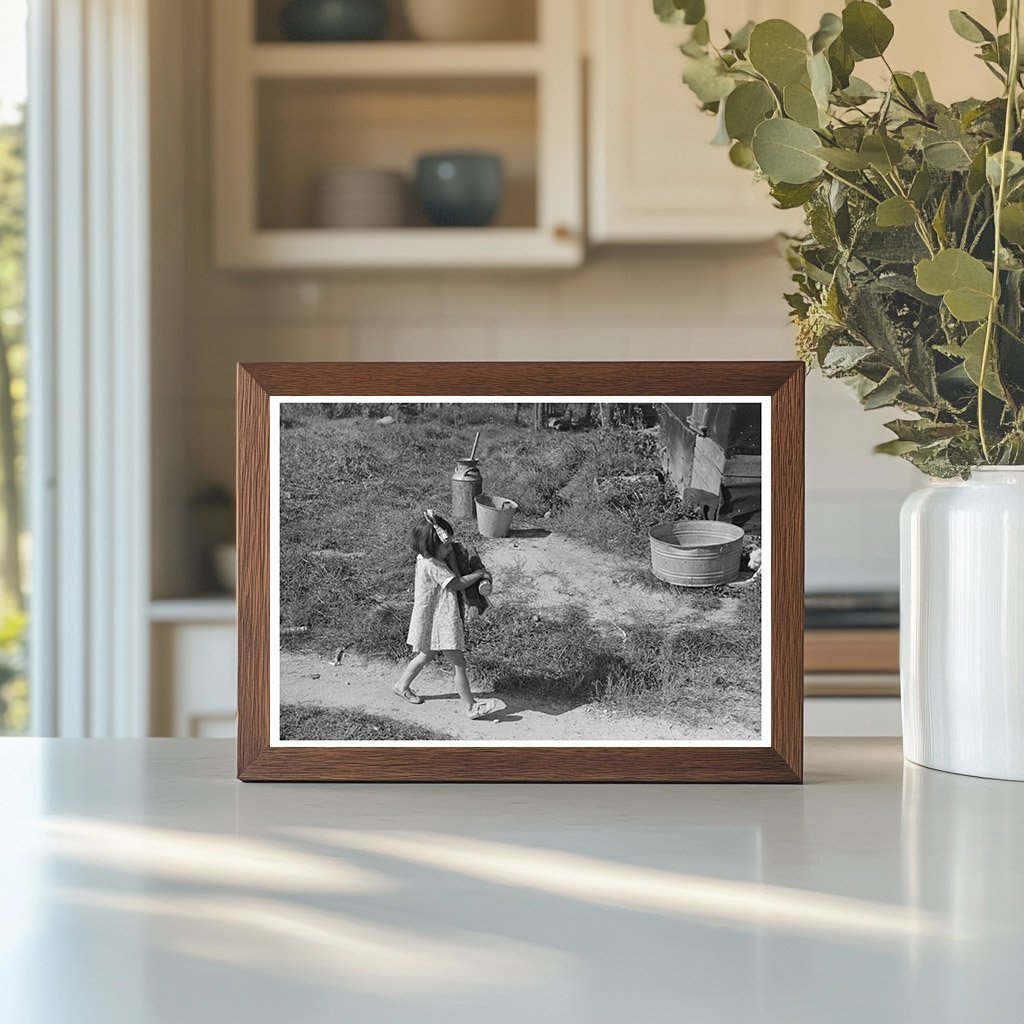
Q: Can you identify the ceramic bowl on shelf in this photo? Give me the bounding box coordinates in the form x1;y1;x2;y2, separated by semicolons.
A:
415;152;504;227
402;0;534;42
280;0;388;42
315;167;408;229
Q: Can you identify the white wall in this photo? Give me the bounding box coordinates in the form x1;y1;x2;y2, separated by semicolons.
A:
157;0;920;599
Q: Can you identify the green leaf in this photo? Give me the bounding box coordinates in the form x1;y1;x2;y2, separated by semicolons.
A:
827;35;856;88
653;0;705;26
939;325;1006;398
876;197;918;228
923;140;972;171
748;20;809;86
932;190;950;246
814;146;872;170
986;150;1024;191
770;180;820;209
948;10;994;44
908;333;941;403
837;76;879;104
1000;203;1024;245
967;144;991;194
724;20;755;53
784;80;824;129
884;418;963;443
860;133;904;173
682;57;736;104
842;1;895;59
691;19;710;45
909;164;933;205
729;140;757;169
913;71;935;104
683;2;706;27
723;81;775;144
993;0;1008;24
874;439;922;455
862;374;903;409
808;51;833;109
751;118;828;184
891;72;922;110
915;249;994;322
810;12;843;54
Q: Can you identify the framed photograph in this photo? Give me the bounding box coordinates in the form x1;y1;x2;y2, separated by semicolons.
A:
237;362;803;782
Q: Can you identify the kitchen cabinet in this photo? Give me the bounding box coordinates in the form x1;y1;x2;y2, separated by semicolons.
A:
586;0;998;244
587;0;811;243
150;600;237;738
211;0;583;269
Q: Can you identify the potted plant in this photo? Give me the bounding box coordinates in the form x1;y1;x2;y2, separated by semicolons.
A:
658;0;1024;779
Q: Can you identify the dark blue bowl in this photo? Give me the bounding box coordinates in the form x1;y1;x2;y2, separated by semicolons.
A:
281;0;388;42
415;153;505;228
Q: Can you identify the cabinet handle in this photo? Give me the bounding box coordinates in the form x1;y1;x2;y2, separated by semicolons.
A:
553;224;574;241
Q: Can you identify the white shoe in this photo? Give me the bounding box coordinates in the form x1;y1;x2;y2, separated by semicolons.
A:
467;698;501;720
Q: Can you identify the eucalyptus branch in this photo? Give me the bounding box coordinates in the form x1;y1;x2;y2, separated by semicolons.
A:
822;167;881;205
884;171;939;254
969;213;994;253
749;69;784;117
978;0;1021;462
962;191;980;249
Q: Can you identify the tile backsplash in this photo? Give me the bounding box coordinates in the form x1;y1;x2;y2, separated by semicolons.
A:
180;247;916;593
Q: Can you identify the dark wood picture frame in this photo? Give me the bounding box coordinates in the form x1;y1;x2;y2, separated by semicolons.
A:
237;362;804;782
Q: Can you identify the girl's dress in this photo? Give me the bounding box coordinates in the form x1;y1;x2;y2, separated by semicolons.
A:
406;554;465;652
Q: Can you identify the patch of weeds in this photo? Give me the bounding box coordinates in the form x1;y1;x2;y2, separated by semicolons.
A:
279;702;454;741
600;598;762;737
469;603;638;703
681;589;724;613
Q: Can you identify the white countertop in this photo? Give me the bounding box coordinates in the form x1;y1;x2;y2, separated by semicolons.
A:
1;738;1020;1023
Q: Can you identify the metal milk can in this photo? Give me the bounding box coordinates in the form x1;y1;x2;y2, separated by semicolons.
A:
452;458;483;521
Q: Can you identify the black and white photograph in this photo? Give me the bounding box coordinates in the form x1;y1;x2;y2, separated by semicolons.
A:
270;397;769;746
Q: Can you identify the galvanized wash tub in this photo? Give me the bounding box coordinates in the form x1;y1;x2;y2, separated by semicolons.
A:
649;521;745;587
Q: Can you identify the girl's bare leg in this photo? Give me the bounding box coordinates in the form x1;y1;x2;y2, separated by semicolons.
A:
394;651;433;696
441;650;475;710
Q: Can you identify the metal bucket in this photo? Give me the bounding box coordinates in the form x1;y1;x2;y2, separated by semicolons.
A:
475;494;518;539
649;520;745;587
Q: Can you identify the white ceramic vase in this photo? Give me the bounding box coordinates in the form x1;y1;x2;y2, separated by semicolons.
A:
900;467;1024;780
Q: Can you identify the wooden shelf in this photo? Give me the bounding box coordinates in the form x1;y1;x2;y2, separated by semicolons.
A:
218;227;580;270
249;42;544;78
150;597;237;624
212;0;583;269
805;629;900;675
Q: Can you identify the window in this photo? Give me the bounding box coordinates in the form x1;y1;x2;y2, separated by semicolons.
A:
0;0;28;734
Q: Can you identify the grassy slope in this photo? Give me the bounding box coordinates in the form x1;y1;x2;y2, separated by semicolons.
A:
279;403;761;734
280;702;455;741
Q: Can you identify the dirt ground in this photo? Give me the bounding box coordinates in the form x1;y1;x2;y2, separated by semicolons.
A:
279;527;758;742
474;529;740;634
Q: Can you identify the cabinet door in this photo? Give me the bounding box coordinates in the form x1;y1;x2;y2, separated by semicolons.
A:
588;0;996;244
587;0;809;243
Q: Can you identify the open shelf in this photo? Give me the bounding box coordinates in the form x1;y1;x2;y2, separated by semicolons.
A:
249;42;544;77
219;227;579;269
212;0;582;268
254;0;539;44
257;76;537;232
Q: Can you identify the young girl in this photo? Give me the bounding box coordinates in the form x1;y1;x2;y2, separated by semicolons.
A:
394;509;500;719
